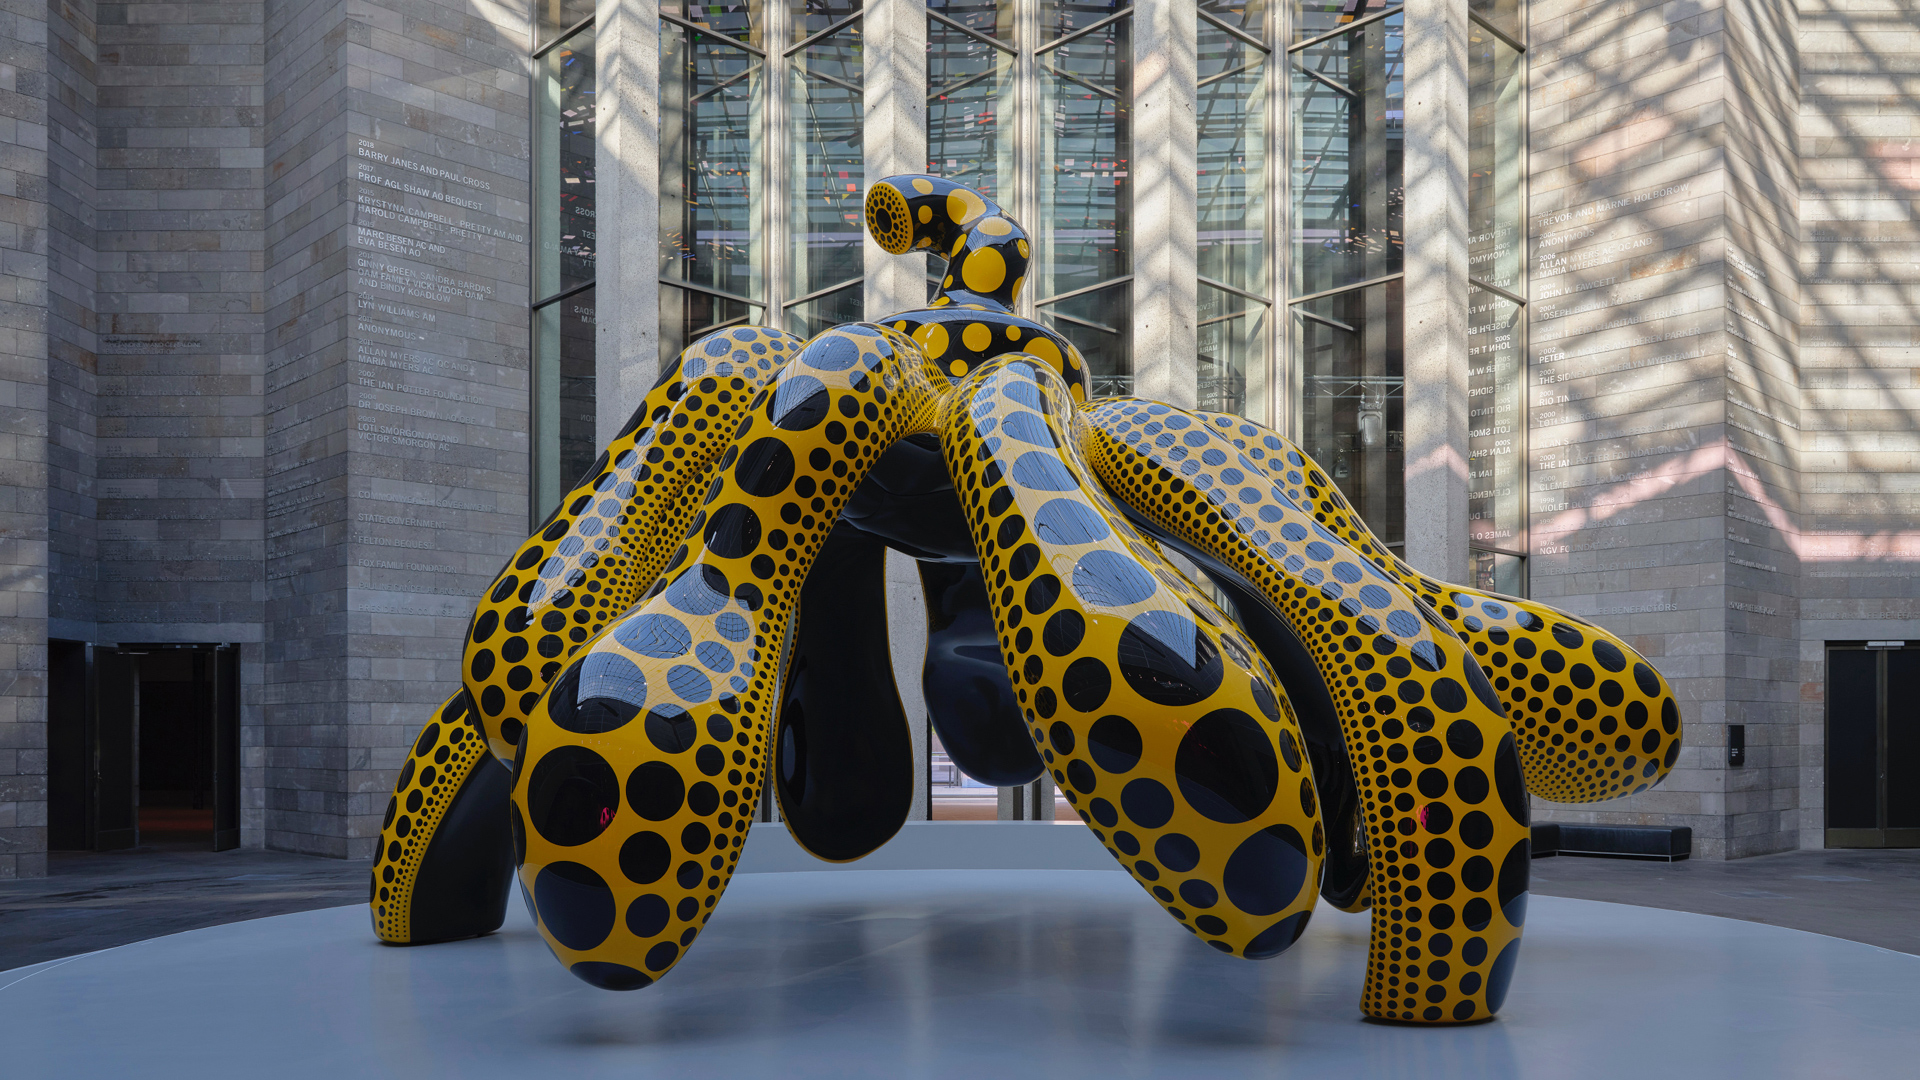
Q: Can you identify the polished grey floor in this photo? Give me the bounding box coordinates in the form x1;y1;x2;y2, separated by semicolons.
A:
2;870;1914;1079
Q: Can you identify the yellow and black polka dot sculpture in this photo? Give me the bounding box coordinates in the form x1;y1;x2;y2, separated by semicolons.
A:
370;176;1684;1024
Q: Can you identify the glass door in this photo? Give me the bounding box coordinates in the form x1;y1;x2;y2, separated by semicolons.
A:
1826;642;1920;848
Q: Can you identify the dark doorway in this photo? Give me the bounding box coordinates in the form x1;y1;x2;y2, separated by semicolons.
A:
46;641;240;852
1827;642;1920;848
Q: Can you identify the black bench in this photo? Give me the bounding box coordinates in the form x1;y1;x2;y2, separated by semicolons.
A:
1531;822;1691;861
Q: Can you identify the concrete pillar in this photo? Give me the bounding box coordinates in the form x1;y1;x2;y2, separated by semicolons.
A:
1400;0;1472;583
1130;0;1198;408
863;0;928;321
596;0;663;446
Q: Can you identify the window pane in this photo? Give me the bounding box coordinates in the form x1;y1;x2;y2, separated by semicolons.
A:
1290;12;1402;298
1198;284;1266;416
535;25;597;303
1198;15;1267;419
1468;21;1524;296
532;290;599;527
786;282;864;339
1199;0;1266;37
535;0;594;48
796;0;861;40
662;0;765;46
660;19;765;326
790;14;865;317
1468;285;1524;553
1042;281;1131;396
1469;549;1525;598
1295;279;1403;544
1294;0;1398;44
1040;4;1130;393
1469;0;1520;43
660;283;763;371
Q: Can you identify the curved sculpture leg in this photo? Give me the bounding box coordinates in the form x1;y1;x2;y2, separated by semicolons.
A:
465;327;803;762
370;328;802;946
944;356;1325;959
512;324;946;989
774;521;918;860
370;691;511;944
1186;561;1370;911
919;560;1045;787
1078;399;1530;1023
1203;411;1684;803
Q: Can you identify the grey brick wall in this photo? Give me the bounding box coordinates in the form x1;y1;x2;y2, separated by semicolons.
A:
0;0;53;879
1796;0;1920;845
1526;0;1803;859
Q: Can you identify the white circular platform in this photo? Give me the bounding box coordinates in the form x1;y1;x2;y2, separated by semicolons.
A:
3;869;1915;1079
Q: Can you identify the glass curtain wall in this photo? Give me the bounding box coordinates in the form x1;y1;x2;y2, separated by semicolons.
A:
1466;0;1526;595
1289;0;1405;547
1196;0;1270;420
657;2;869;352
660;2;769;364
925;0;1133;397
532;12;600;526
789;0;868;335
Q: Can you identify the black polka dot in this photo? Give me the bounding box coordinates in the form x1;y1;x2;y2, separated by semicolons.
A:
1114;830;1141;856
734;438;796;497
1250;680;1281;723
645;941;681;972
1178;878;1217;908
675;861;702;889
1244;910;1312;959
681;821;711;854
1494;734;1529;825
1066;759;1096;793
1454;766;1489;804
1423;801;1453;834
645;706;698;754
1424;838;1456;868
1551;623;1584;649
1634;662;1661;696
526;746;621;847
705;504;762;559
771;375;830;430
1417;768;1449;798
1087;715;1142;773
1498;838;1530;926
1299;777;1316;817
1048;721;1076;754
1462;897;1493;931
1061;657;1112;712
1431;678;1468;713
1043;610;1085;656
1277;728;1302;772
1155;832;1200;872
1461;855;1494;891
570;961;652;991
1174;707;1279;824
687;782;720;816
1088;798;1119;827
619;831;672;884
534;861;614;951
1222;824;1309;917
1116;611;1223;706
1485;939;1521;1011
1120;778;1175;829
1194;914;1228;935
1459;811;1494;850
625;893;670;937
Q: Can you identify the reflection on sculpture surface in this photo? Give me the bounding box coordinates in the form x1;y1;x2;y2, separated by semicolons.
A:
370;177;1683;1024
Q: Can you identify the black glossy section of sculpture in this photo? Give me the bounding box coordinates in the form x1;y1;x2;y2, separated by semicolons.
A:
919;562;1045;788
775;524;919;860
406;753;515;943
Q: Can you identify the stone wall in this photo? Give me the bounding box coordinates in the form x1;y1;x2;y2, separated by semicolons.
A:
1797;0;1920;844
1526;0;1803;858
261;0;528;858
0;0;52;878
